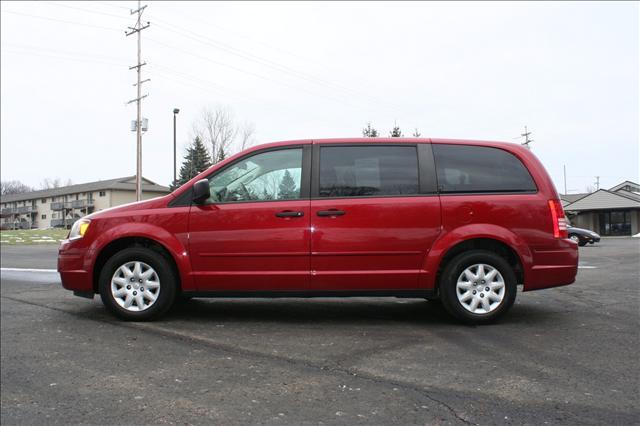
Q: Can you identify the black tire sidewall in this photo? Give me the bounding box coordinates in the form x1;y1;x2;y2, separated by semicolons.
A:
440;250;517;324
99;247;177;321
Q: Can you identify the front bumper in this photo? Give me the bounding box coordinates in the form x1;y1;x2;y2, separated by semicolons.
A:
58;241;94;294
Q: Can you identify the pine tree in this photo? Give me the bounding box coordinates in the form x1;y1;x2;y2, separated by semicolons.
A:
217;146;226;163
278;170;298;199
389;122;403;137
412;128;421;137
261;187;274;200
171;136;212;190
362;122;379;137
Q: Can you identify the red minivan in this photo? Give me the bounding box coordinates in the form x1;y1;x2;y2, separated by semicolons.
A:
58;138;578;323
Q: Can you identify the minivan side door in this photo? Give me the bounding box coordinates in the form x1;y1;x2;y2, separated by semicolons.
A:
188;145;312;292
309;143;441;291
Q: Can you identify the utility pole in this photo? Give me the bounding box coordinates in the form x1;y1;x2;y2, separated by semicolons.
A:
521;126;533;149
595;176;600;191
173;108;180;185
126;1;150;201
563;164;567;195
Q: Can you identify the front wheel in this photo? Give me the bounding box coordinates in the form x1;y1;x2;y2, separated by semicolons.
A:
439;250;517;324
99;247;177;321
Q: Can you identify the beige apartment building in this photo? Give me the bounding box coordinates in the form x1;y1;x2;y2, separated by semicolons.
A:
0;176;170;230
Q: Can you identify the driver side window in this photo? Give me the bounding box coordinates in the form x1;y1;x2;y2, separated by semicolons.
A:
208;148;303;203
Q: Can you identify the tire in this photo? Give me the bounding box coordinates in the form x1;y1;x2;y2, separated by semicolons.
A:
578;241;587;247
569;234;580;244
175;293;194;304
439;250;517;324
98;247;177;321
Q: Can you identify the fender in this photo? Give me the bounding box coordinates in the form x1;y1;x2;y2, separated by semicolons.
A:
420;223;533;289
85;221;195;291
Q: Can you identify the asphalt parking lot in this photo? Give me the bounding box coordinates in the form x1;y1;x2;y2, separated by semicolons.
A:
1;239;639;425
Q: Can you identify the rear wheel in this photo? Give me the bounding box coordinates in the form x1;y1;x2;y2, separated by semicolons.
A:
99;247;177;321
439;250;517;324
569;234;580;244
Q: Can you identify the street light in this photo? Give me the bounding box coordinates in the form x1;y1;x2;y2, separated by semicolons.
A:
173;108;180;184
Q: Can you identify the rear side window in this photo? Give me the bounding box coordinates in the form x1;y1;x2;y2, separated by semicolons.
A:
433;144;537;193
319;145;419;197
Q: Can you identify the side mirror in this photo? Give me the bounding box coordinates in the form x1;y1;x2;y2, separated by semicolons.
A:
192;179;210;204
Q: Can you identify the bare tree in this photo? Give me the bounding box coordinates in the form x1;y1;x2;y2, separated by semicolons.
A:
194;106;237;163
412;128;421;137
40;178;62;190
239;121;256;151
1;180;32;196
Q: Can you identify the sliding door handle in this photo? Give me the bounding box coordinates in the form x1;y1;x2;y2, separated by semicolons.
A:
275;211;304;218
317;209;346;217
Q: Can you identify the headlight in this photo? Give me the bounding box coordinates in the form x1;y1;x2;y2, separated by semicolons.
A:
69;219;91;239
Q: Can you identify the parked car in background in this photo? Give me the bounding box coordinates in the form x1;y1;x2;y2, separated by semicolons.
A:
568;226;601;246
58;138;578;324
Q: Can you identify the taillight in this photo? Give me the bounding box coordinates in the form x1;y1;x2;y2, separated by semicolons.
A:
548;199;568;238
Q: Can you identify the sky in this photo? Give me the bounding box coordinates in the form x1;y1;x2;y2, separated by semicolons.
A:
1;1;638;193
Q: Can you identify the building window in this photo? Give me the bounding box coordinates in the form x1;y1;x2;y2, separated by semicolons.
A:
41;214;46;219
99;191;106;197
41;198;47;203
598;210;632;236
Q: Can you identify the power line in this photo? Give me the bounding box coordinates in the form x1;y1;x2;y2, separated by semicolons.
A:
150;18;403;113
144;36;370;111
1;9;122;31
95;1;132;11
1;42;128;63
1;46;128;67
1;42;261;104
40;1;402;112
11;3;403;114
42;1;132;21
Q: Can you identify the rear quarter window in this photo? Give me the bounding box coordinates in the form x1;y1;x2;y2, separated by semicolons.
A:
433;144;537;193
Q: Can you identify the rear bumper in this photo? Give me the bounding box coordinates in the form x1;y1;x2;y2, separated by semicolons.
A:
524;239;578;291
58;243;94;293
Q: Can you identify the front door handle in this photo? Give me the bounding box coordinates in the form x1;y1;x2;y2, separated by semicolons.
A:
317;209;346;217
275;211;304;218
